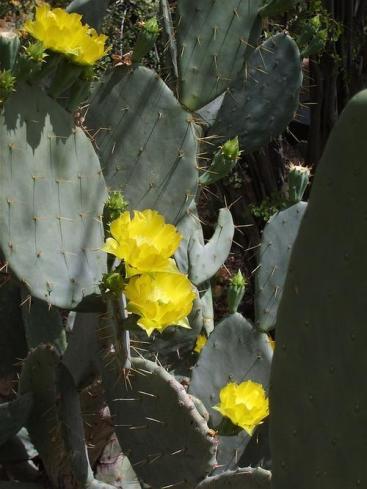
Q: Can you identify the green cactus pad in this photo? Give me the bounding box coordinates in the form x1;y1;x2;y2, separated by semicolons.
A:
209;33;302;153
99;353;217;488
0;279;27;377
159;0;178;80
86;65;199;224
189;313;272;471
176;0;263;111
189;208;234;286
21;293;67;354
270;90;367;489
259;0;304;17
63;312;100;388
255;202;307;332
174;202;201;275
195;467;271;489
0;84;107;309
19;345;110;489
19;345;67;487
0;394;33;448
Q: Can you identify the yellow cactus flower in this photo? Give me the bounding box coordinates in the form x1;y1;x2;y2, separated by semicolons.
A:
194;334;207;354
214;381;269;435
102;210;182;276
24;4;108;66
124;272;196;336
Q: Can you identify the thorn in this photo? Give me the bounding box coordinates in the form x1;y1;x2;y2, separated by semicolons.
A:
148;453;163;464
146;417;165;424
162;482;185;489
112;398;139;402
138;391;157;398
169;448;186;456
251;264;262;275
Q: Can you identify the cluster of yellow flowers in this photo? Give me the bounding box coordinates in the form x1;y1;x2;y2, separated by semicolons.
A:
103;210;196;336
214;381;269;435
24;4;108;66
103;211;268;436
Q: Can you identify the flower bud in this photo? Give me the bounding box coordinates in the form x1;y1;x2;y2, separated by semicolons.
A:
288;163;311;203
0;69;16;105
132;17;160;63
227;269;246;314
103;191;129;233
221;137;240;161
199;137;241;186
101;272;124;298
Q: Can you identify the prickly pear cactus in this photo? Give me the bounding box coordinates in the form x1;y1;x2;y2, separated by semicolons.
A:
0;84;107;309
271;89;367;489
209;33;302;152
0;279;27;378
86;65;199;224
259;0;303;17
19;345;112;489
21;293;67;354
99;347;217;489
190;313;272;471
189;208;234;286
255;202;307;332
175;0;263;111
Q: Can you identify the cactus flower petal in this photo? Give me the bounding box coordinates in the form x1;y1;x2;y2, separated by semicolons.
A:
214;381;269;435
124;272;196;336
103;210;182;275
24;3;108;66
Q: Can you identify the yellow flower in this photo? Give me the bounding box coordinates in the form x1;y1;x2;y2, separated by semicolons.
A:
214;381;269;435
102;210;182;276
194;334;207;354
124;272;196;336
24;3;108;66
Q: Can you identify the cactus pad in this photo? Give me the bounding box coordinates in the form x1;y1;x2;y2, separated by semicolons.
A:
86;66;199;224
271;89;367;489
189;208;234;285
0;279;27;377
0;84;107;309
210;33;302;153
189;313;272;471
176;0;263;111
100;354;217;488
21;294;67;354
255;202;307;332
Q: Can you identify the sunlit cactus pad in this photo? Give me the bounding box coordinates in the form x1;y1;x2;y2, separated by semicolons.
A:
176;0;263;111
86;65;199;224
210;33;302;152
0;84;107;309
